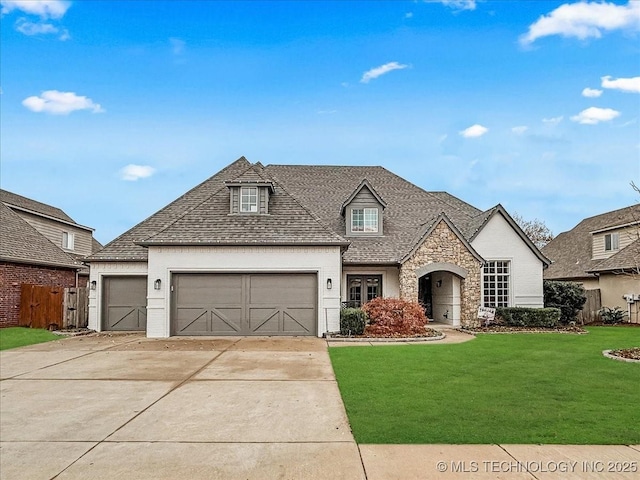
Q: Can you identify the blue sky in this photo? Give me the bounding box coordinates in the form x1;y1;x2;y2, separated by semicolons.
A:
1;0;639;244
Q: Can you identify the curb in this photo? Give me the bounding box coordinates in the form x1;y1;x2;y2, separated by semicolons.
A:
602;349;640;363
326;332;446;343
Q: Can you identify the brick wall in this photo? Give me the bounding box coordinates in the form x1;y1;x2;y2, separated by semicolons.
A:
0;262;76;328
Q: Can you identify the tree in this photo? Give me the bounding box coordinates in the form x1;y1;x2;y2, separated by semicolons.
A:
512;212;554;250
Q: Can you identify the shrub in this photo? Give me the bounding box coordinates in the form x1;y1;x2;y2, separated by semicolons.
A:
340;308;367;336
543;280;587;325
600;306;627;325
495;307;561;328
362;297;428;336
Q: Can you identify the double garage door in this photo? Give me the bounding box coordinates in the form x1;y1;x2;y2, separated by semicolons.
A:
173;273;317;336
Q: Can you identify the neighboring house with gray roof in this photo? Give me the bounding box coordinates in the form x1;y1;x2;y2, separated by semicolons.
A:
542;205;640;323
0;190;102;327
86;157;549;337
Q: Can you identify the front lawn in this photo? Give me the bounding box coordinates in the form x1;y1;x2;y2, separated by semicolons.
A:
0;327;60;351
329;327;640;444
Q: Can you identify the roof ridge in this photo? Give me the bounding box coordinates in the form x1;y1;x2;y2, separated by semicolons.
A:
0;202;80;268
375;166;477;220
141;160;259;243
88;156;251;257
267;169;349;244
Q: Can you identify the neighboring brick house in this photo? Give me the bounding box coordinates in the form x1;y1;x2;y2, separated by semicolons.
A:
86;157;549;337
543;205;640;323
0;190;102;327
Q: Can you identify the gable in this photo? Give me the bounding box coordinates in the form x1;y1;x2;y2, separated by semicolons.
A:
0;203;79;269
471;211;544;266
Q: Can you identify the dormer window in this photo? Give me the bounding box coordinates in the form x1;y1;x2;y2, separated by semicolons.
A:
352;208;379;233
341;179;386;237
605;233;619;251
240;187;258;213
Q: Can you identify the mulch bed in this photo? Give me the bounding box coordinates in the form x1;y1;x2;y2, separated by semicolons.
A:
328;327;442;339
464;325;588;334
609;347;640;361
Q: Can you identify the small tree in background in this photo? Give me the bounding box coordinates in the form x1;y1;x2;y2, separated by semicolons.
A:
512;212;554;250
543;280;587;324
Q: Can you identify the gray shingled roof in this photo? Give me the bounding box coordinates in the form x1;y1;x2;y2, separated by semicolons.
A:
141;164;348;246
0;202;80;269
542;205;640;279
265;164;482;263
86;157;254;261
89;158;545;264
588;238;640;274
1;189;75;223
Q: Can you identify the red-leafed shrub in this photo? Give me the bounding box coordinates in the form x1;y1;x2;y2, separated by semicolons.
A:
362;297;428;336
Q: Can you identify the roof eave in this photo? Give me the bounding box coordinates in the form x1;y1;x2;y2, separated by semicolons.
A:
135;240;351;248
0;255;82;270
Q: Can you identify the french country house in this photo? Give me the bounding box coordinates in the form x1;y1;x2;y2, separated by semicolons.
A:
0;190;102;327
86;157;549;337
543;205;640;323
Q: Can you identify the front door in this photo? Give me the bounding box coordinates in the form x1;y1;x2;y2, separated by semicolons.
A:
418;275;433;319
346;275;382;308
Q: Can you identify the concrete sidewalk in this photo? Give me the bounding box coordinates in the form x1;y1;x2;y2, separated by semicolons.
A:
359;444;640;479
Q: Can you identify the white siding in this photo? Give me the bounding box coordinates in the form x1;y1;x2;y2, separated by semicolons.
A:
592;225;638;260
87;262;149;331
341;265;400;300
471;213;544;308
147;246;342;338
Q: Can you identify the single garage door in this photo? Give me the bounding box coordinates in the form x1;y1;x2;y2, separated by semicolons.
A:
102;276;147;331
172;273;317;336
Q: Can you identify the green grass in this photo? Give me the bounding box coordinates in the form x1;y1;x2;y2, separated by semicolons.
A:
0;327;60;351
329;327;640;444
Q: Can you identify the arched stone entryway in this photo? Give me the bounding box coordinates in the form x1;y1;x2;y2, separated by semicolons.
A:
416;263;465;326
398;217;483;327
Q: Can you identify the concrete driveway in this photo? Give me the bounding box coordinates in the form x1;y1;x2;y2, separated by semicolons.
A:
0;334;365;479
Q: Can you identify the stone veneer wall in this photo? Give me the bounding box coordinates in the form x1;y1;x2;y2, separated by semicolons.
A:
399;220;482;327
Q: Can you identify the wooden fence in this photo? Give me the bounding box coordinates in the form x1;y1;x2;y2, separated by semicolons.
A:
578;289;601;324
19;284;88;330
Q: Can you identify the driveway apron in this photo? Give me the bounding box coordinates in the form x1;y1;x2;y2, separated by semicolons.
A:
0;334;365;479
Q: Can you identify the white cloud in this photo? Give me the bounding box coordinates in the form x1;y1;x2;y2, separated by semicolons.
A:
120;165;156;181
571;106;620;124
360;62;408;83
582;87;602;98
511;126;528;135
520;1;640;46
22;90;104;115
15;19;58;35
460;124;488;138
601;75;640;93
169;37;185;55
542;115;564;125
405;12;413;19
438;1;477;12
0;0;70;19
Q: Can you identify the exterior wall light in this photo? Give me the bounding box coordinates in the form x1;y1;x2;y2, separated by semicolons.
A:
154;279;162;290
326;278;332;290
90;280;97;290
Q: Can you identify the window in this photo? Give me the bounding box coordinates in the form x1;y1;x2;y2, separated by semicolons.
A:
240;187;258;213
483;261;510;308
604;233;619;252
351;208;378;232
62;231;75;250
346;275;382;307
